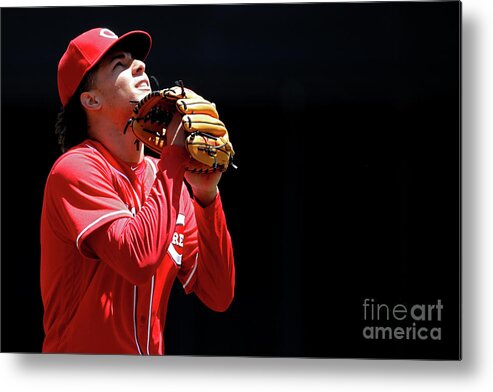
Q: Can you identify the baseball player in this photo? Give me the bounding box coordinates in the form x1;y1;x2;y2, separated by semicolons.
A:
40;27;235;354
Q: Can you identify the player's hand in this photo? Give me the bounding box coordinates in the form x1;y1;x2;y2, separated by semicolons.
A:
185;171;222;207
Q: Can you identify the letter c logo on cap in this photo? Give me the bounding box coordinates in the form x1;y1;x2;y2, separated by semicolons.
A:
99;28;118;39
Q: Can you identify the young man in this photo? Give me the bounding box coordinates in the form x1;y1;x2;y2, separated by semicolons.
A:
40;27;235;355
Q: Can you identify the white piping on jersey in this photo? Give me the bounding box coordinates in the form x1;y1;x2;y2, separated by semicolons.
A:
176;213;185;226
146;274;155;355
84;143;97;151
133;285;143;355
112;168;142;211
144;157;158;177
76;210;133;250
183;253;199;289
167;243;183;266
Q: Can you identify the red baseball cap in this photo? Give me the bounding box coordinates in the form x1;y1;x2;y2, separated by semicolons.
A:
57;27;152;107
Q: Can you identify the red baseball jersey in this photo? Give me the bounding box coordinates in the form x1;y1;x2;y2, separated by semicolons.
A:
40;140;235;354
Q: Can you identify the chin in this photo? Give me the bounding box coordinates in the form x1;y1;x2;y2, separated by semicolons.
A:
135;89;152;100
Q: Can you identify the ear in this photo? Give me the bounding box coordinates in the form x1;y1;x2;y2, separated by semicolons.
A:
80;91;101;111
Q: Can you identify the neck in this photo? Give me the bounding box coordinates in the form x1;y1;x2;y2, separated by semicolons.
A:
88;116;144;164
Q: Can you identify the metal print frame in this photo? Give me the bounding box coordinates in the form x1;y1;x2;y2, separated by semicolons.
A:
0;1;461;359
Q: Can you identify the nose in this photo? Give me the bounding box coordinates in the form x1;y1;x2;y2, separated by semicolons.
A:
132;58;146;76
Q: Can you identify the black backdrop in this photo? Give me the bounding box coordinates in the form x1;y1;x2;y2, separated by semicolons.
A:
1;1;460;359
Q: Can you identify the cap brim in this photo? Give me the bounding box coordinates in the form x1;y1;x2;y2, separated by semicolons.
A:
111;30;152;62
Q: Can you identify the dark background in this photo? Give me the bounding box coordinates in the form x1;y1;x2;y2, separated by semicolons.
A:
1;1;461;359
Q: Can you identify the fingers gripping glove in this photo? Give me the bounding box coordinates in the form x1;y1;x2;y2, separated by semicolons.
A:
176;89;235;173
125;81;236;173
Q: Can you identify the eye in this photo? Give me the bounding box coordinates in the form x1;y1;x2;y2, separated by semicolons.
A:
113;61;124;71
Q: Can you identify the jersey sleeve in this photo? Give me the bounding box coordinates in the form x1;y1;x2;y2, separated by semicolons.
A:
44;150;133;251
83;146;188;285
177;192;235;312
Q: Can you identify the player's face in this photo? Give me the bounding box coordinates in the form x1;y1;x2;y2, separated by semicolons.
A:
92;49;151;114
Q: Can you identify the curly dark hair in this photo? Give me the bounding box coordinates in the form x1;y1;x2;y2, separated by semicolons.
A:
54;70;96;153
